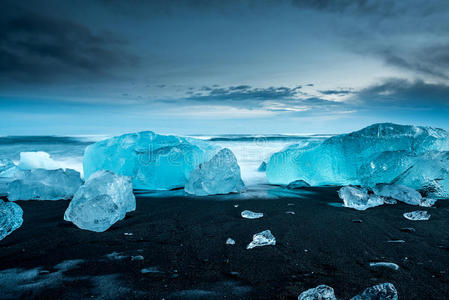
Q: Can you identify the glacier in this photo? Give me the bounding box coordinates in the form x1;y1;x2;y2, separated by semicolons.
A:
0;200;23;241
266;123;449;194
83;131;220;190
64;170;136;232
7;168;83;201
184;148;244;196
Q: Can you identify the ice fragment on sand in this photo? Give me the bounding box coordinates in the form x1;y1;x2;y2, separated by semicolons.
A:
131;255;144;261
419;198;437;207
403;210;430;221
338;186;383;210
141;267;161;274
0;200;23;240
298;284;337;300
18;151;59;170
83;131;219;190
286;180;310;189
373;184;421;205
247;230;276;249
185;148;245;196
64;170;136;232
226;238;235;245
241;210;263;219
369;262;399;271
351;283;398;300
7;168;83;201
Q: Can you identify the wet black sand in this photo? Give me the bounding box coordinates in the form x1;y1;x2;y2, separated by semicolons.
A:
1;187;449;299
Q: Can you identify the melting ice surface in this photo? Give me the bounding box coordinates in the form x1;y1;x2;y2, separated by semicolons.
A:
0;200;23;240
266;123;449;197
298;284;336;300
64;170;136;232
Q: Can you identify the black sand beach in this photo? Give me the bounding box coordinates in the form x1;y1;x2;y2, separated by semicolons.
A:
1;187;449;299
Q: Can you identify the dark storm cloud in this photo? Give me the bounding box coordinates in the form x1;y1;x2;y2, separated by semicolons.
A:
354;78;449;107
0;2;139;83
185;85;302;102
319;89;354;96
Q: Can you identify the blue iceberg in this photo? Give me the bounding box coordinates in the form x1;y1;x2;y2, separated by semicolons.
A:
266;123;449;194
83;131;220;190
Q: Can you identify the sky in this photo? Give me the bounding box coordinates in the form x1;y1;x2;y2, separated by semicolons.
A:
1;0;449;135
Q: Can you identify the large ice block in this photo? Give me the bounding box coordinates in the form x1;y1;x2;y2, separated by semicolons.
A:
372;184;422;206
83;131;219;190
7;169;83;201
338;186;384;210
266;123;449;186
184;148;244;196
64;170;136;232
0;200;23;240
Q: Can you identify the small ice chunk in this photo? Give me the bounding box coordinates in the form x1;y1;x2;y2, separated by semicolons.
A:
17;151;59;170
387;239;405;243
185;148;245;196
338;186;383;210
400;227;415;232
373;184;422;205
286;211;296;215
257;161;267;172
298;284;337;300
124;232;133;236
0;200;23;241
419;198;437;207
226;238;235;245
351;283;398;300
105;252;127;260
64;170;136;232
369;262;399;270
141;267;161;274
7;168;83;201
286;180;310;190
383;198;397;205
234;204;239;208
247;230;276;249
241;210;263;219
131;255;144;261
403;210;430;221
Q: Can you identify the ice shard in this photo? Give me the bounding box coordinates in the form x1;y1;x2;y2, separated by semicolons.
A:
403;211;430;221
7;169;83;201
338;186;384;210
298;285;337;300
184;148;245;196
0;200;23;241
64;170;136;232
247;230;276;249
266;123;449;187
372;184;422;206
351;283;398;300
241;210;263;219
83;131;219;190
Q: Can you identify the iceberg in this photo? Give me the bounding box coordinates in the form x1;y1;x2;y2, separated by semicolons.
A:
7;169;83;201
184;148;245;196
241;210;263;219
351;283;398;300
266;123;449;188
17;152;59;170
298;285;337;300
372;184;422;206
64;170;136;232
83;131;219;190
0;200;23;241
403;210;430;221
338;186;384;210
247;230;276;249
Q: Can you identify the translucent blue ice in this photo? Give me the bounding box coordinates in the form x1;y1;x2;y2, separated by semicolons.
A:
0;200;23;241
83;131;220;190
64;170;136;232
298;284;337;300
351;283;398;300
266;123;449;193
184;148;244;196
